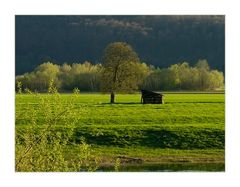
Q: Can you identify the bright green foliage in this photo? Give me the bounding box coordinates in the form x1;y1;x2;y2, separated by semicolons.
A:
17;81;22;94
142;60;224;91
15;62;61;92
15;88;99;172
114;158;121;171
196;59;211;90
48;79;58;94
16;60;224;92
16;61;101;92
60;61;101;91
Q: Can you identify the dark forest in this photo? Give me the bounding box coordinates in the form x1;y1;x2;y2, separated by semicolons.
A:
15;15;225;75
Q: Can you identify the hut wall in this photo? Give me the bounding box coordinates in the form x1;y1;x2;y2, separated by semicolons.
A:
141;90;163;104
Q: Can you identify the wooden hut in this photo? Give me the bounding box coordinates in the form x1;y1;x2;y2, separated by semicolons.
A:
141;90;164;104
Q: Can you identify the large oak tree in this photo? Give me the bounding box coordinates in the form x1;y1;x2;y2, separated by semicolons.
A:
100;42;146;103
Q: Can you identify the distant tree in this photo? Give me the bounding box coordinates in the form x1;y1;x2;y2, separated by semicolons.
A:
207;70;224;90
169;64;181;89
196;59;210;70
134;62;150;88
100;42;145;103
177;62;192;90
15;62;60;92
34;62;61;90
58;63;72;90
189;67;200;90
141;66;159;90
158;69;176;90
196;59;210;90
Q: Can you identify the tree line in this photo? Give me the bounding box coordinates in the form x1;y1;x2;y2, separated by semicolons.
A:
142;60;224;91
16;60;224;93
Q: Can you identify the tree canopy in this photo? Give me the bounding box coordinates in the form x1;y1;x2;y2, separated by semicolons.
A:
100;42;148;103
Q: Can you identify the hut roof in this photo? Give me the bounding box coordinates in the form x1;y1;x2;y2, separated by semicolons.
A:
141;90;163;96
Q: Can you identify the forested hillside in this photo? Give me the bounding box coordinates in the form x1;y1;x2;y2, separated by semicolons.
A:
15;15;225;75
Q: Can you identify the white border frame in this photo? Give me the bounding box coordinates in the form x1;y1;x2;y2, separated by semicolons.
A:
1;0;239;187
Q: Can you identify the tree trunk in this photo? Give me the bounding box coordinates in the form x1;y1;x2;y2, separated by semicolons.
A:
110;92;115;104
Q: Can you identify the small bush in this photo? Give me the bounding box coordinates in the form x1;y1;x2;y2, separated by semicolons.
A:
16;81;22;94
73;87;80;94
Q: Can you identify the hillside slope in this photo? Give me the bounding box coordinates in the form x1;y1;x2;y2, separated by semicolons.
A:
15;15;225;75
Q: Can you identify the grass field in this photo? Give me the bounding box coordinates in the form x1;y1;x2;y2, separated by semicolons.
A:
15;93;225;171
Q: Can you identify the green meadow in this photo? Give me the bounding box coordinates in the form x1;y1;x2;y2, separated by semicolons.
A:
15;93;225;171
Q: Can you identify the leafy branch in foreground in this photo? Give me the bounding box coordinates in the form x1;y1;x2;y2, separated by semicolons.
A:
15;81;99;172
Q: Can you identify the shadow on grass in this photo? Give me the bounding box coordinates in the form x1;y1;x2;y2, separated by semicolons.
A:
100;102;224;105
101;102;142;105
73;127;225;149
166;101;224;104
